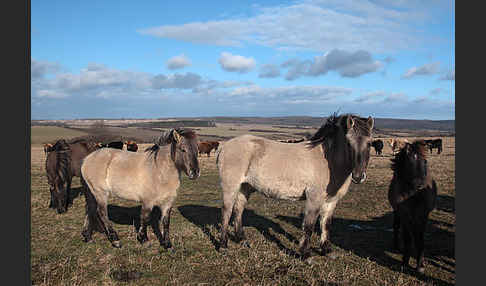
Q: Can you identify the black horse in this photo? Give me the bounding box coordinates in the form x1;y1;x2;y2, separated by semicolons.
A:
388;140;437;273
424;139;442;154
371;139;384;155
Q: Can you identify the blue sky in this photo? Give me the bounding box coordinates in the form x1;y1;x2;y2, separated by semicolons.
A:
31;0;455;120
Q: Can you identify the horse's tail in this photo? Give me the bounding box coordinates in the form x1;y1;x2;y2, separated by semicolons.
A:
215;142;224;167
81;175;106;233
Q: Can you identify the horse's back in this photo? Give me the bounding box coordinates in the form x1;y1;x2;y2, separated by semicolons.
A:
82;146;178;203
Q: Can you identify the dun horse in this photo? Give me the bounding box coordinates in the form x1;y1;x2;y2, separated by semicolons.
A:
45;138;100;213
80;128;200;249
216;113;374;257
388;140;437;273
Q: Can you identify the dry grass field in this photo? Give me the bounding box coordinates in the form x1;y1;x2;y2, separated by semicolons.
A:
30;126;455;285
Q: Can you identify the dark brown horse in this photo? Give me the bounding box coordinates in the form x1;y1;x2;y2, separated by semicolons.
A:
107;141;124;150
424;138;442;154
45;138;100;213
43;143;54;155
125;141;139;152
388;140;437;273
371;139;384;155
198;141;219;157
45;140;72;214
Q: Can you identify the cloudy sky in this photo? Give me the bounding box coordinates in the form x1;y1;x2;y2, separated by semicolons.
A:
31;0;455;120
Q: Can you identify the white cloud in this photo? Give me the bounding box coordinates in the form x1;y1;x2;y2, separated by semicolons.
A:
218;52;256;73
281;49;383;80
401;62;440;79
31;59;61;80
259;64;281;78
138;0;428;53
151;73;202;89
166;54;192;70
354;91;387;103
440;69;455;81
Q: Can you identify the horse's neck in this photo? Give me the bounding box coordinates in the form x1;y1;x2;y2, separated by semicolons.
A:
325;143;353;187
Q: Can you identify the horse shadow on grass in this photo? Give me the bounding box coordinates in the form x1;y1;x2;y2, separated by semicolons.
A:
177;205;300;257
436;194;455;214
275;211;455;286
102;205;162;233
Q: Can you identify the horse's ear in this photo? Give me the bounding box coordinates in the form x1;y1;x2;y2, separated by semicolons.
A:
172;129;182;143
367;116;374;130
346;116;355;130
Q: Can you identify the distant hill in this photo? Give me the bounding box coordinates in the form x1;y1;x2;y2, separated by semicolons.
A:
31;116;455;136
194;116;455;132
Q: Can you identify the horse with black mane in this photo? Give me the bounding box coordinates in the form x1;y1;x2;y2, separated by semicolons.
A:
45;140;72;214
371;139;384;155
125;140;139;152
45;138;101;213
424;138;442;154
216;113;374;257
107;141;124;150
80;128;200;249
388;140;437;273
43;143;54;155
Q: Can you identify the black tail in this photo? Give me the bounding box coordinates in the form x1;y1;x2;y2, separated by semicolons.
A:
81;178;106;233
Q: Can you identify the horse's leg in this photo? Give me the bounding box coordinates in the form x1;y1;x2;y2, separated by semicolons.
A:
233;185;252;245
392;210;401;250
298;198;321;258
66;176;73;207
220;185;238;250
96;200;121;248
137;203;153;245
401;221;412;269
48;186;56;209
318;200;337;256
160;206;173;249
414;219;427;273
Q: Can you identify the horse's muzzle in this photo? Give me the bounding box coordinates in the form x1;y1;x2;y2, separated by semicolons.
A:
351;172;367;184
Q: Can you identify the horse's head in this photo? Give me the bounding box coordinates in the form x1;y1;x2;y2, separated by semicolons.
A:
52;180;68;214
161;128;200;180
307;113;374;184
393;141;428;189
343;115;374;184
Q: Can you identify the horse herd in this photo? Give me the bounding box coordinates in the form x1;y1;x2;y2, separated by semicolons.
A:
42;113;442;274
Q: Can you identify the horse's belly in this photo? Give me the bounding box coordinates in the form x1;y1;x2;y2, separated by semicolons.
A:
247;176;307;201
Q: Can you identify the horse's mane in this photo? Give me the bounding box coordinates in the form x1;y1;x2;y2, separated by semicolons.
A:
145;128;197;162
49;139;72;184
306;113;371;150
390;140;427;173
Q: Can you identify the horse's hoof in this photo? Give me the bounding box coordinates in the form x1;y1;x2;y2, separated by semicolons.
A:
240;241;251;248
137;234;148;244
112;240;122;248
161;241;172;250
299;251;311;261
320;241;333;256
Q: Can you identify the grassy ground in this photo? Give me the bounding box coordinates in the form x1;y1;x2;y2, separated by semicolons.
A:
31;126;90;145
30;131;455;285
